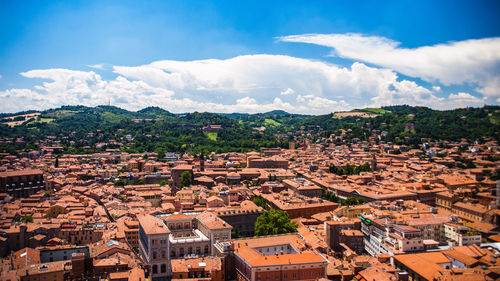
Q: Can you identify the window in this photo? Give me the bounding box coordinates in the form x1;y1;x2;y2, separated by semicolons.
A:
153;251;157;259
152;265;158;274
161;264;166;273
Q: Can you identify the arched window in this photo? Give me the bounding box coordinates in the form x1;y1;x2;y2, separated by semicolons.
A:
152;251;157;259
152;265;158;274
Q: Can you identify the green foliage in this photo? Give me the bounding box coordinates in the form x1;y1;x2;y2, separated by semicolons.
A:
252;196;270;210
0;105;288;155
20;216;33;223
80;174;93;181
342;197;367;205
359;108;390;114
453;157;476;169
1;105;499;156
321;188;341;203
179;171;192;188
329;162;371;175
321;188;367;206
483;155;500;162
158;180;168;186
255;210;297;236
484;168;500;181
205;132;218;141
263;118;281;127
268;174;278;181
231;227;243;238
131;179;146;185
110;178;126;186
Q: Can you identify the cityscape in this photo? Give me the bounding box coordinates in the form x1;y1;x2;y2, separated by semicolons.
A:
0;1;499;281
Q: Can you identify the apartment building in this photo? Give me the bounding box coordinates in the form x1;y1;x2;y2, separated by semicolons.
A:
0;169;46;198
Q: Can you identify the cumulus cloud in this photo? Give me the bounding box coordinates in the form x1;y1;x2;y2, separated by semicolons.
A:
279;33;500;101
0;54;491;114
280;88;295;96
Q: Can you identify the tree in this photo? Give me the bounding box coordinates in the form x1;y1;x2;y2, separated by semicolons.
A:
179;171;192;188
255;210;298;236
252;196;270;210
20;216;33;223
231;226;243;238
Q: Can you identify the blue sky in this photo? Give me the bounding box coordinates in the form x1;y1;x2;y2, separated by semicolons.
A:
1;0;499;113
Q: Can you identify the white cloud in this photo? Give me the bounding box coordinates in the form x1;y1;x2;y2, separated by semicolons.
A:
280;88;295;96
87;64;105;70
279;33;500;101
0;54;492;114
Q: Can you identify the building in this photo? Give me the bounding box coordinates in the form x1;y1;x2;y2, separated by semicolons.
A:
171;257;224;280
407;217;450;243
19;260;71;281
214;206;263;237
247;156;288;169
444;223;481;246
196;211;232;254
282;178;322;198
138;214;171;278
124;220;139;249
263;193;338;219
171;165;193;189
227;234;328;281
451;202;488;222
164;213;211;259
0;169;46;198
325;220;361;252
338;229;364;254
435;191;458;211
39;245;89;263
334;204;371;219
138;211;232;278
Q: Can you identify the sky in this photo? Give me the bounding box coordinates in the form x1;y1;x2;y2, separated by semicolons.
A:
1;0;499;114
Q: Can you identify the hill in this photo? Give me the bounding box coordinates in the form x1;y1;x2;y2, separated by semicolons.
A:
298;105;500;143
1;105;499;155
